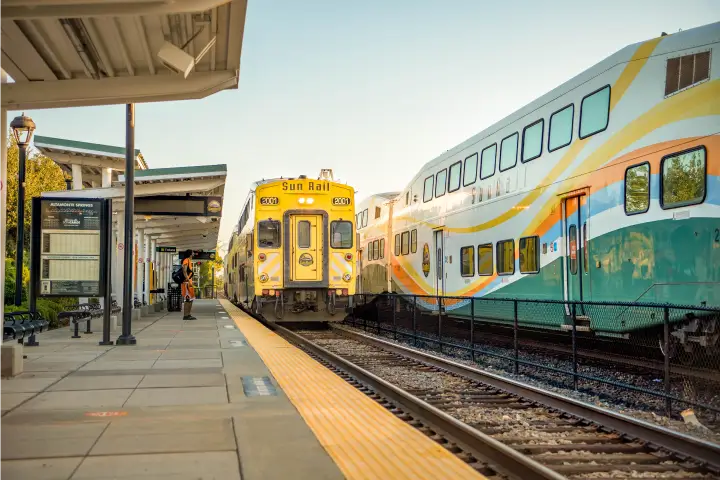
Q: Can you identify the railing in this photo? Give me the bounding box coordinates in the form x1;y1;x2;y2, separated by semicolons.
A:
347;293;720;419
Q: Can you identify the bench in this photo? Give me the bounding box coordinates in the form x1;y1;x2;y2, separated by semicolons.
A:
3;311;49;346
58;303;103;339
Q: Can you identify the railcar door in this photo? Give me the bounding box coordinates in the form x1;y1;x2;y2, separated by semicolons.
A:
290;215;322;282
433;229;445;297
562;195;590;310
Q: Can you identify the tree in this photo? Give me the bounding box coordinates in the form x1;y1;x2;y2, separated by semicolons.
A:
5;135;67;259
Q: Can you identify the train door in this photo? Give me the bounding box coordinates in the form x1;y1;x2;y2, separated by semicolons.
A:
433;229;445;297
290;215;322;282
562;195;590;315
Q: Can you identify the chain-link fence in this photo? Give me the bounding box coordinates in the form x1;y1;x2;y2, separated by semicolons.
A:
348;293;720;423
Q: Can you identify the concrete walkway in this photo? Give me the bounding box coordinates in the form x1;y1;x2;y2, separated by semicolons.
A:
1;300;342;480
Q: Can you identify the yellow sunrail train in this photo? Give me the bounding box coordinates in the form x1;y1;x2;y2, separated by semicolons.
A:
224;169;357;322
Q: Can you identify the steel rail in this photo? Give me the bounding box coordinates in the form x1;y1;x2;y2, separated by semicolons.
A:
334;324;720;471
274;324;565;480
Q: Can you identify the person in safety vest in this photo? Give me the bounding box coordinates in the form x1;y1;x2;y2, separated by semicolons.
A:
181;250;197;320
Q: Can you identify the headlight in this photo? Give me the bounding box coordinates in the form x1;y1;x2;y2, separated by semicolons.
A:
342;273;352;282
259;273;269;283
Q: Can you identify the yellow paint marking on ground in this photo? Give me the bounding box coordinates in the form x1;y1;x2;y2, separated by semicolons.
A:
221;300;483;480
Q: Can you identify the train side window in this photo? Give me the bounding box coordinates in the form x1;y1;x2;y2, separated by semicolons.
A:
258;220;281;248
379;238;385;259
405;191;410;205
297;220;311;248
579;85;611;139
460;246;474;277
496;239;514;275
362;209;368;228
480;144;497;180
401;231;410;255
624;162;650;215
568;225;578;274
522;119;544;163
410;229;417;253
549;104;574;152
372;240;379;260
375;207;381;219
367;242;372;260
499;133;518;172
448;161;462;192
478;244;493;275
463;153;478;187
330;220;353;249
660;146;706;209
519;236;540;274
423;175;434;202
394;234;401;256
435;169;447;197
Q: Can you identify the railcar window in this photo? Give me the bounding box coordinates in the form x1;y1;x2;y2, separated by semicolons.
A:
568;225;578;275
435;169;447;197
460;246;474;277
480;144;497;179
401;231;410;256
405;192;410;205
499;133;519;172
579;86;610;139
379;238;385;259
258;220;281;248
522;120;544;163
478;244;493;275
665;51;710;96
625;163;650;214
519;236;540;274
367;242;372;260
496;239;514;275
297;220;311;248
661;147;706;209
410;229;417;253
463;153;478;186
549;104;574;152
373;240;379;260
448;161;462;192
362;209;368;228
330;221;353;249
375;207;381;219
423;176;434;202
394;234;401;256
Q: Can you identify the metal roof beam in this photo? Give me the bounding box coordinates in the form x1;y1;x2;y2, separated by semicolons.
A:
2;0;232;20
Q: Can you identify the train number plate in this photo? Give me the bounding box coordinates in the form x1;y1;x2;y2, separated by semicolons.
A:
332;197;351;206
259;197;279;206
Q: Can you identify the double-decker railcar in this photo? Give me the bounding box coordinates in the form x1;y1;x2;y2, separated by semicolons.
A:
356;23;720;354
225;170;356;322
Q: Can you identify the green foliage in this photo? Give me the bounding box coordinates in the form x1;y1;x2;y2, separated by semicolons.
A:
4;258;29;304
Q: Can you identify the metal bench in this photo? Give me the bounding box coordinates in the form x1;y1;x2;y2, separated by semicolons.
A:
3;311;49;346
59;303;103;339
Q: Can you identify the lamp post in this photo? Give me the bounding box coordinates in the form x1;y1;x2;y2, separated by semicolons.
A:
10;113;36;306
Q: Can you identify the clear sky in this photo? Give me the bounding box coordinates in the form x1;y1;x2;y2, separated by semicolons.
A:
12;0;719;255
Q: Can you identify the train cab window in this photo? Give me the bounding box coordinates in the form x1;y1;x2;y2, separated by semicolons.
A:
330;220;353;249
372;240;379;260
297;220;311;248
496;239;515;275
579;85;610;139
522;120;544;163
423;175;434;202
519;236;540;274
624;162;650;215
463;153;478;186
258;220;281;248
478;244;493;275
379;238;385;259
549;104;574;151
435;169;447;197
394;234;401;256
568;225;578;274
410;229;417;253
460;246;474;277
499;133;518;171
405;191;410;205
401;231;410;255
480;144;497;179
448;161;462;192
375;207;381;219
661;147;706;209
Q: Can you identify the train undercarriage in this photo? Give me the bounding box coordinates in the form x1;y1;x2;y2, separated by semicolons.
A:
249;289;352;322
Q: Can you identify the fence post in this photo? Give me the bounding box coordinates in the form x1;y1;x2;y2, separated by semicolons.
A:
392;295;397;341
470;298;475;363
412;295;417;347
513;299;519;375
664;306;671;417
438;296;443;354
571;303;578;391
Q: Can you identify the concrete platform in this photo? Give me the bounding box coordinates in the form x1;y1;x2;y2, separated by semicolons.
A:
1;300;342;480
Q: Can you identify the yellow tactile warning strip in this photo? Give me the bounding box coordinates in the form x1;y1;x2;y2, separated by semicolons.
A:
221;300;483;480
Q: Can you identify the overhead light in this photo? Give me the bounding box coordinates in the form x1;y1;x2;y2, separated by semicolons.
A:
157;41;194;78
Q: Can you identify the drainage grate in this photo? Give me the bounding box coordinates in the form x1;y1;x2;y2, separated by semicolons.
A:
241;376;277;396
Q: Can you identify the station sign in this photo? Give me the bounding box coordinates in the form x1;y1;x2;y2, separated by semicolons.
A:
156;246;176;253
134;195;223;217
32;198;110;297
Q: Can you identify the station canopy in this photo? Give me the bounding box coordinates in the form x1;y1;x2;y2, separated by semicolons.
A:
1;0;248;110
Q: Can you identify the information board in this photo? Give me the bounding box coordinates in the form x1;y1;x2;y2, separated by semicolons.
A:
32;198;109;297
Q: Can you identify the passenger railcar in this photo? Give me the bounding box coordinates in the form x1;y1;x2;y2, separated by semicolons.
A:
356;23;720;353
225;170;356;322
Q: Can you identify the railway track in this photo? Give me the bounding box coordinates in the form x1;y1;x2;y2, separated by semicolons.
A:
276;323;720;480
